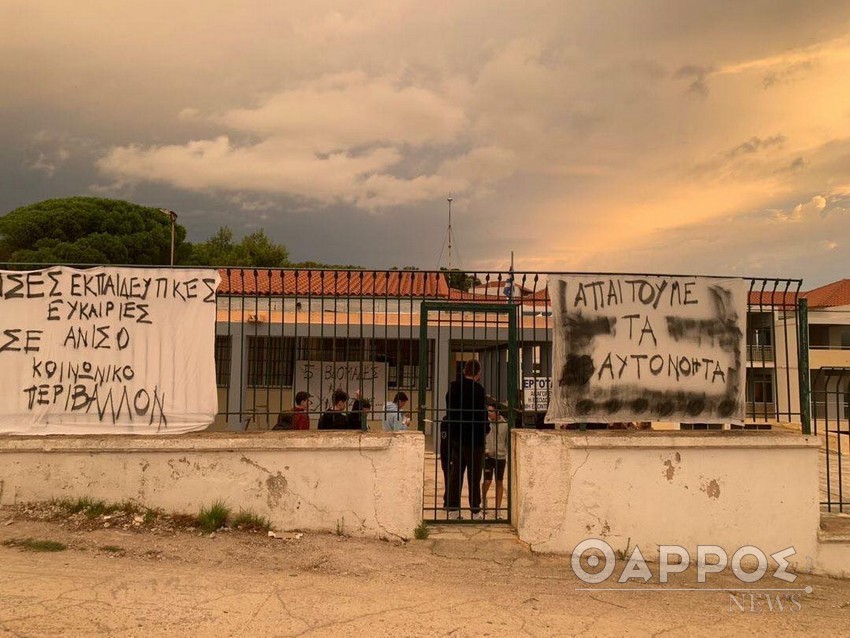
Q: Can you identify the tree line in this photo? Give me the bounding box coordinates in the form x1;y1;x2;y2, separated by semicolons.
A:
0;197;478;289
1;197;319;268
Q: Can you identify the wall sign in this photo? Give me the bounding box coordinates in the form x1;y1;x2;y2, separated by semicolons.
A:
523;376;551;411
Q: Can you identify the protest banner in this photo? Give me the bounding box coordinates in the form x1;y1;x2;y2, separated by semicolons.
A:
545;275;747;423
0;267;220;434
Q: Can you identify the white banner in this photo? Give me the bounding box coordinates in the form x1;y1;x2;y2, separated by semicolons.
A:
0;267;220;435
545;275;747;424
294;360;387;413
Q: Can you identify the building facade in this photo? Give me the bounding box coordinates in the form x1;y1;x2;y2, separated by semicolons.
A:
209;269;839;433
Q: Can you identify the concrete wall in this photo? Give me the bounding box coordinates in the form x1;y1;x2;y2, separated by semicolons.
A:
511;430;820;566
0;431;424;540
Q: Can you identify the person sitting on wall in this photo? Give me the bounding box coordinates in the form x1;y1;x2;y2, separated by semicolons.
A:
318;389;357;430
274;391;311;430
383;392;411;431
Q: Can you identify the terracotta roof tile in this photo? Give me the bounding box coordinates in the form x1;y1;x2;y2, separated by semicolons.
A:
217;269;451;297
802;279;850;308
218;269;842;313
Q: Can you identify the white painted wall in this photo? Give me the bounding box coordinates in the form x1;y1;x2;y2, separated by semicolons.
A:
511;430;820;568
0;431;424;540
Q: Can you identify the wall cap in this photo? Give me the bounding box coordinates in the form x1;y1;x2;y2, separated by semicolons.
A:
0;431;423;454
512;429;819;450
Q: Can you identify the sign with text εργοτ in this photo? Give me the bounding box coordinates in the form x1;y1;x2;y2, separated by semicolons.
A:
523;377;551;411
544;275;747;424
0;267;220;435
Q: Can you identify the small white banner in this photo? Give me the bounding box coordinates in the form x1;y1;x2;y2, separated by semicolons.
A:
545;275;747;423
0;267;220;435
523;376;551;411
294;360;387;413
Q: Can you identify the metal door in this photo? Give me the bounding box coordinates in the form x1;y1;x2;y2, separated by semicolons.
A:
419;302;518;523
814;368;850;512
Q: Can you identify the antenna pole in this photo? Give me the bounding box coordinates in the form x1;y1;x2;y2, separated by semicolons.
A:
447;196;453;271
436;195;461;271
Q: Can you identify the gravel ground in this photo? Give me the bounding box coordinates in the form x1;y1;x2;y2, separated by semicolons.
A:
1;505;850;637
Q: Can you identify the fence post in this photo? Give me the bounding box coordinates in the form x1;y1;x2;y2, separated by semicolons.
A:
796;298;811;435
418;304;429;432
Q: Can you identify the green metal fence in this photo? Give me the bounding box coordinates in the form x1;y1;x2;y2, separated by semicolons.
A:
0;263;810;521
813;367;850;512
206;269;806;434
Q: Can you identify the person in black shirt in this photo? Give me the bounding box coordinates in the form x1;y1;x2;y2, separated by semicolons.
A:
348;396;372;431
445;359;489;519
318;389;358;430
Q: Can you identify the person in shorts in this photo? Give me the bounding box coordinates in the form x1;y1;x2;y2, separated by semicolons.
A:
483;400;508;518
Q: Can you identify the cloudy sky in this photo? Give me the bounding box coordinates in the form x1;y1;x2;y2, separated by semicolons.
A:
2;0;849;286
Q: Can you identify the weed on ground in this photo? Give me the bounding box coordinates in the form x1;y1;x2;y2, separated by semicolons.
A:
100;545;125;554
3;538;67;552
198;501;231;533
5;500;276;538
231;509;271;532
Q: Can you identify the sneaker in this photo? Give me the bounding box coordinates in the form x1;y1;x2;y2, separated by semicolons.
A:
471;511;484;521
447;510;461;520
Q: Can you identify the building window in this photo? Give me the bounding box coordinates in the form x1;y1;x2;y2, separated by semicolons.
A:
809;325;830;348
214;336;231;388
747;370;774;404
247;336;296;387
375;339;432;390
746;313;774;361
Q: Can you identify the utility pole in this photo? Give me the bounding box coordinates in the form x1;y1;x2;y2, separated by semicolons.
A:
159;208;178;266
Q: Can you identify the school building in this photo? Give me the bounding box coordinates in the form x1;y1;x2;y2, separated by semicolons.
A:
207;269;848;433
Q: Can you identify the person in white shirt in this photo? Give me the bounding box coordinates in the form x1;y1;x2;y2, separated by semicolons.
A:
483;401;508;518
383;392;410;431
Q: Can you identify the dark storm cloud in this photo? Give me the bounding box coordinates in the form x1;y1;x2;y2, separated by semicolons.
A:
673;65;713;97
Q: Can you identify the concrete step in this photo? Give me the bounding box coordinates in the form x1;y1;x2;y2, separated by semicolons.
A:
819;513;850;543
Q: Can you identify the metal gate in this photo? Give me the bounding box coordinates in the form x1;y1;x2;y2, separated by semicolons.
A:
419;302;518;523
814;368;850;512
